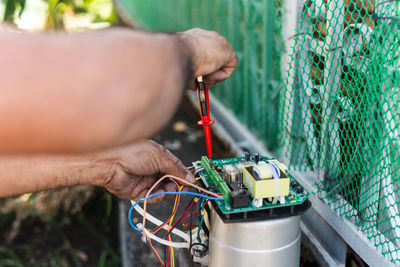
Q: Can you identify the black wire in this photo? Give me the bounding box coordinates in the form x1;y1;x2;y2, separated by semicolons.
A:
188;243;209;255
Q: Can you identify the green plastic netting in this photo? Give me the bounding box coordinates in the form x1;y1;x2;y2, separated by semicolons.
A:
280;0;400;264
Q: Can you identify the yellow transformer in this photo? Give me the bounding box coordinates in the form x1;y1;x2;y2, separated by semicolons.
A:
242;163;290;199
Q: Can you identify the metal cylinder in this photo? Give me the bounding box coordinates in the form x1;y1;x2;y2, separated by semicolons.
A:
209;208;300;267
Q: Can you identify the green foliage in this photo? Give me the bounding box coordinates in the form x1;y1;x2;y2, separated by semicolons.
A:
1;0;119;30
3;0;26;23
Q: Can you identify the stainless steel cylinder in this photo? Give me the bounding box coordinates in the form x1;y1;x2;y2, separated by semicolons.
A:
209;208;300;267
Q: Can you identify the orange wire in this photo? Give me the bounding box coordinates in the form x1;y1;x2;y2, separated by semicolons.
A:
147;180;181;266
148;241;165;266
168;185;183;267
142;175;221;235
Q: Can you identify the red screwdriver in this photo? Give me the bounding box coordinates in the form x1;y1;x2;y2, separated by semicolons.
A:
196;76;214;161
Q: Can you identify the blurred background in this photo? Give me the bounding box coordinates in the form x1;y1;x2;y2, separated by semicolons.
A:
0;0;118;31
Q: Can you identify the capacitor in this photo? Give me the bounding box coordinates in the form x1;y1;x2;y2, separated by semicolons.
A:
290;181;299;188
254;153;260;164
244;152;250;162
295;186;303;193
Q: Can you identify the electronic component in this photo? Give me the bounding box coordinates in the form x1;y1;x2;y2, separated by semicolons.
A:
229;189;249;208
229;183;249;208
201;156;231;203
223;164;240;184
242;164;290;200
244;152;250;162
193;154;310;223
295;186;304;193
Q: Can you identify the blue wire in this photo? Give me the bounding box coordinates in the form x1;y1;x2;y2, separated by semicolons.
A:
270;163;280;178
128;191;224;232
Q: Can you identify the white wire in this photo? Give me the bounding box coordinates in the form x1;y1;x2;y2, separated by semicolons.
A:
131;201;190;242
136;223;190;248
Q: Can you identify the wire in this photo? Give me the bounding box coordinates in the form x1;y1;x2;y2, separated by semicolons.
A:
164;198;195;266
189;243;209;255
197;197;207;243
148;241;165;266
165;197;196;267
182;210;198;228
149;180;180;267
137;224;190;248
168;199;196;233
129;191;224;232
167;185;183;267
189;198;195;255
194;167;204;177
141;175;221;236
131;205;190;241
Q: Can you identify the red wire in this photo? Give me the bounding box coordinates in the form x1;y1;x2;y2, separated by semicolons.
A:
168;199;197;232
166;198;196;267
148;180;180;267
182;210;198;228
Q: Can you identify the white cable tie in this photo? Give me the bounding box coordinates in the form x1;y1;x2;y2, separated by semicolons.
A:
132;203;190;242
137;224;190;248
269;163;280;204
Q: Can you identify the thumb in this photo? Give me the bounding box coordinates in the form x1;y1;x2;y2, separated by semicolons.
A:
154;143;195;184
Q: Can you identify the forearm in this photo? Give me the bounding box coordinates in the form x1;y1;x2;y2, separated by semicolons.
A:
0;28;192;153
0;153;111;197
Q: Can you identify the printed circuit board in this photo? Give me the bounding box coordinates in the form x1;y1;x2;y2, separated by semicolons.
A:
192;154;311;222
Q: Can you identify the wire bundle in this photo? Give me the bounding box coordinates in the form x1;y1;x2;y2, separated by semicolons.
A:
128;173;223;266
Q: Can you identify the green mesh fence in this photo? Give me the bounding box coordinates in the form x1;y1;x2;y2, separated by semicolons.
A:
115;0;400;264
116;0;283;150
281;0;400;264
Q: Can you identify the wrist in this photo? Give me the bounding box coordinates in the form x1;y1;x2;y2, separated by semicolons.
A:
84;154;119;188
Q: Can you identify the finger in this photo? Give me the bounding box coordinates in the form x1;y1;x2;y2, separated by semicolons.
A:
159;181;179;199
129;176;154;201
205;65;237;84
133;187;167;203
204;82;217;88
134;189;149;202
147;188;167;204
156;145;195;183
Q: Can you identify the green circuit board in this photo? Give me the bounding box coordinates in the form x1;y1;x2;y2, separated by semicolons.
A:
192;156;309;215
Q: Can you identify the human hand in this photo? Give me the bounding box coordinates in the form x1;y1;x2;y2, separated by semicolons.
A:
98;140;194;203
178;28;238;88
